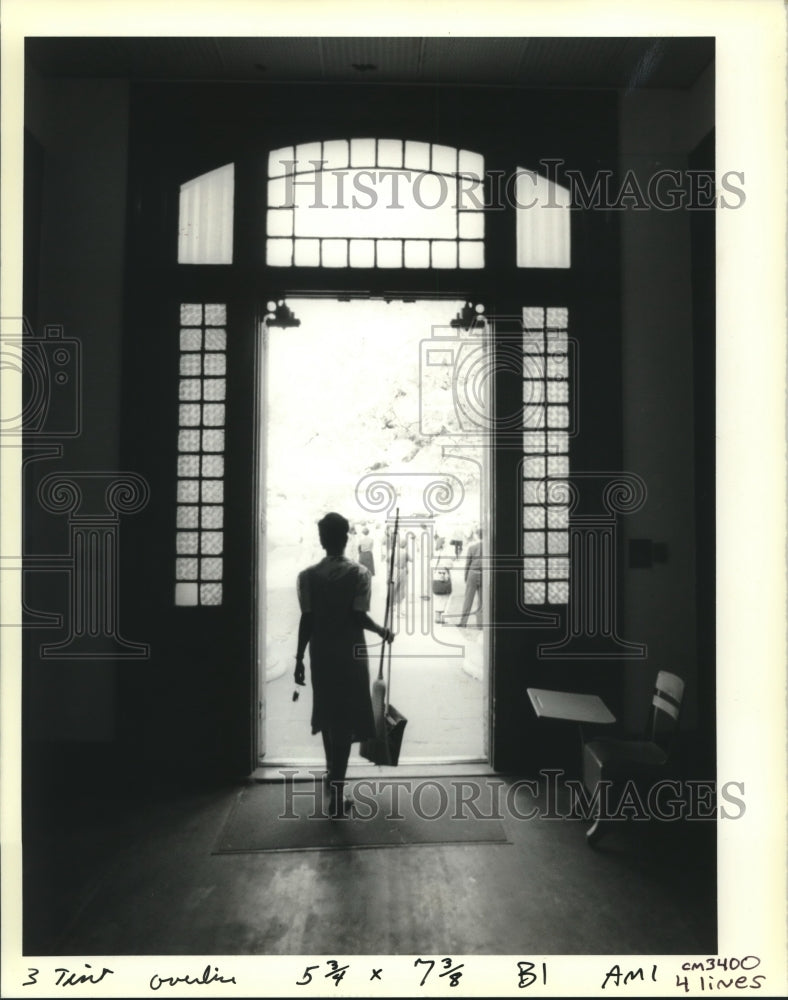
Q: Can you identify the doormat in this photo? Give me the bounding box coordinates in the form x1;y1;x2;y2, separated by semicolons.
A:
214;778;510;854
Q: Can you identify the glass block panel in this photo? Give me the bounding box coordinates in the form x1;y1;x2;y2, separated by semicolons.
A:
204;328;226;351
524;582;546;604
202;403;225;427
523;506;545;529
523;456;546;479
177;455;200;477
322;239;348;267
200;582;223;605
268;146;294;178
524;532;545;555
523;379;545;405
377;138;403;168
201;454;224;478
179;404;201;427
547;456;569;475
179;378;202;401
522;432;547;453
546;307;569;328
201;480;224;503
523;335;545;355
546;328;568;348
178;429;200;452
458;241;484;268
522;307;545;330
547;381;569;403
547;431;569;453
267;209;294;237
203;378;226;402
201;557;223;580
294;238;321;267
523;480;543;505
323;139;349;171
176;557;198;580
547;531;569;554
432;241;458;269
549;557;570;579
203;354;226;376
524;558;546;580
547;406;570;428
180;329;202;351
180;354;201;376
201;531;223;554
267;238;293;267
180;303;202;325
201;505;223;528
523;355;545;379
548;582;569;604
177;480;199;503
177;506;199;528
349;239;375;267
177;531;199;554
377;240;402;268
175;582;199;606
458;211;484;240
522;406;545;430
546;355;569;378
404;140;430;171
404;240;430;268
202;429;225;452
547;506;569;529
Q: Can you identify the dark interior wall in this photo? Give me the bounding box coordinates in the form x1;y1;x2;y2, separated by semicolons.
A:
23;68;129;744
617;63;714;749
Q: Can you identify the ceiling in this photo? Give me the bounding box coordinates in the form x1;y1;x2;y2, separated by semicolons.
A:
26;36;714;90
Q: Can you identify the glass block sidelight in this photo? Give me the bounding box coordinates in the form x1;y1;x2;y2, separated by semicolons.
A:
174;303;228;605
266;139;484;269
522;306;570;604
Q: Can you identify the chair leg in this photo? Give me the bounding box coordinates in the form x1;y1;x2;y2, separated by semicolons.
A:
586;803;606;846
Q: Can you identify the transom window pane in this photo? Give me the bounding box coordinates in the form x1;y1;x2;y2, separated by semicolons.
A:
516;169;571;269
266;139;484;269
178;164;234;265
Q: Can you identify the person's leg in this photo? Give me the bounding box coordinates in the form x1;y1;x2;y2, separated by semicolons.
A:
327;728;352;817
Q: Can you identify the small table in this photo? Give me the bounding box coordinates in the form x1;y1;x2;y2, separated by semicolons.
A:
527;687;615;725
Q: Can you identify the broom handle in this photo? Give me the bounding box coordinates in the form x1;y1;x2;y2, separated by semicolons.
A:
378;508;399;682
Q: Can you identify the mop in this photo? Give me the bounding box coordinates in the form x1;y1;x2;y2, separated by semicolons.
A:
360;509;407;766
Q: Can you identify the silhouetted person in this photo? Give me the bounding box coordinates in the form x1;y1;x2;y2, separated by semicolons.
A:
294;512;393;817
459;528;482;628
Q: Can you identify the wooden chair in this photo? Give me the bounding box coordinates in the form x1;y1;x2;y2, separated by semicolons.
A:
582;670;685;845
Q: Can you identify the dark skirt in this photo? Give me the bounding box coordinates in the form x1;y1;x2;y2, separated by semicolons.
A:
358;549;375;576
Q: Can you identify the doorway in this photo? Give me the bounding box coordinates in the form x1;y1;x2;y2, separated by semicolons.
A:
257;297;490;766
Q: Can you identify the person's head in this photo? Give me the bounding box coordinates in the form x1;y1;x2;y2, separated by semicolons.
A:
362;527;369;535
317;512;349;555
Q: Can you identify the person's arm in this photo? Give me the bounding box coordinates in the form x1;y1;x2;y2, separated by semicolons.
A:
294;612;313;685
464;546;473;581
352;610;394;644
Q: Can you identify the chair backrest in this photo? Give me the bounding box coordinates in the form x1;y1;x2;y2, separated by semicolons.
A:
648;670;685;748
